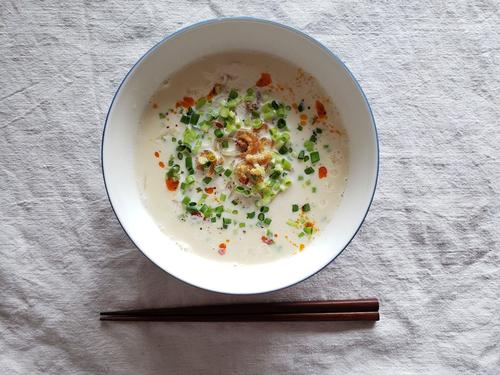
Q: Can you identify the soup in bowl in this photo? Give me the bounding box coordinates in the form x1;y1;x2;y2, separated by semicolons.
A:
102;18;378;294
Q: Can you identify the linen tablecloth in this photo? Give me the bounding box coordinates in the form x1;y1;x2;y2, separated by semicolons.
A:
1;1;499;373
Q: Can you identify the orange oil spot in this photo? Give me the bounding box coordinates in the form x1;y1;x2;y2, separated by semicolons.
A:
315;100;327;118
158;161;165;168
166;178;179;191
256;72;272;87
318;166;328;179
300;114;308;125
154;151;160;158
204;187;215;194
261;235;274;245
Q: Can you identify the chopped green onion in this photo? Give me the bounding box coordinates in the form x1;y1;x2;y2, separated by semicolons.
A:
185;156;194;174
281;158;292;171
297;125;303;131
316;128;323;134
202;176;212;184
260;206;269;213
221;139;229;148
182;196;190;205
215;165;224;174
258;213;265;221
304;140;315;152
195;97;207;109
292;204;299;212
177;152;183;160
190;113;200;125
224;169;232;177
269;170;281;179
228;89;238;100
214;128;224;138
302;203;311;212
159;113;166;119
271;100;279;110
310;151;320;164
223;218;232;225
277;118;287;129
304;167;314;175
312;186;317;193
278;145;288;155
180;115;190;124
264;218;272;225
298;232;305;238
215;205;224;217
231;199;238;206
298;150;305;160
239;222;246;228
247;212;255;219
220;193;227;202
303;155;310;162
304;227;313;235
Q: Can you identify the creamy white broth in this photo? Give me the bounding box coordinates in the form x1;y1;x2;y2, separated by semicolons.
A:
136;51;348;264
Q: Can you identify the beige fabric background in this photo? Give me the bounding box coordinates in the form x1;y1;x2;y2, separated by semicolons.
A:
1;1;499;373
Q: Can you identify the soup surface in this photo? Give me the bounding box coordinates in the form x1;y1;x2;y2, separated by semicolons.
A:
136;51;348;264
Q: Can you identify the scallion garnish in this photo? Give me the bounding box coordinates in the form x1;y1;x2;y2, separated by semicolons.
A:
228;89;238;100
278;145;288;155
277;118;286;129
202;176;212;184
247;212;255;219
304;167;314;175
310;151;320;164
214;128;224;138
260;206;269;213
224;169;232;177
269;170;281;179
258;213;265;221
297;150;305;160
264;218;272;225
190;113;200;125
292;204;299;212
215;165;224;174
180;115;190;124
302;203;311;212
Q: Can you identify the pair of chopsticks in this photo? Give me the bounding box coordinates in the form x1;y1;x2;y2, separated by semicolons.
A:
100;298;379;322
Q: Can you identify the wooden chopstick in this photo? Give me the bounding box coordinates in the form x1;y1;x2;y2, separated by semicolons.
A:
100;298;379;317
100;311;379;322
100;299;379;322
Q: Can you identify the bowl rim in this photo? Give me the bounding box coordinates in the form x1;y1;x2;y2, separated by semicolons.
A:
101;16;379;295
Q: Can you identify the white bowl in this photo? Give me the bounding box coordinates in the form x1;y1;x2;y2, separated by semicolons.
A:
102;18;378;294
